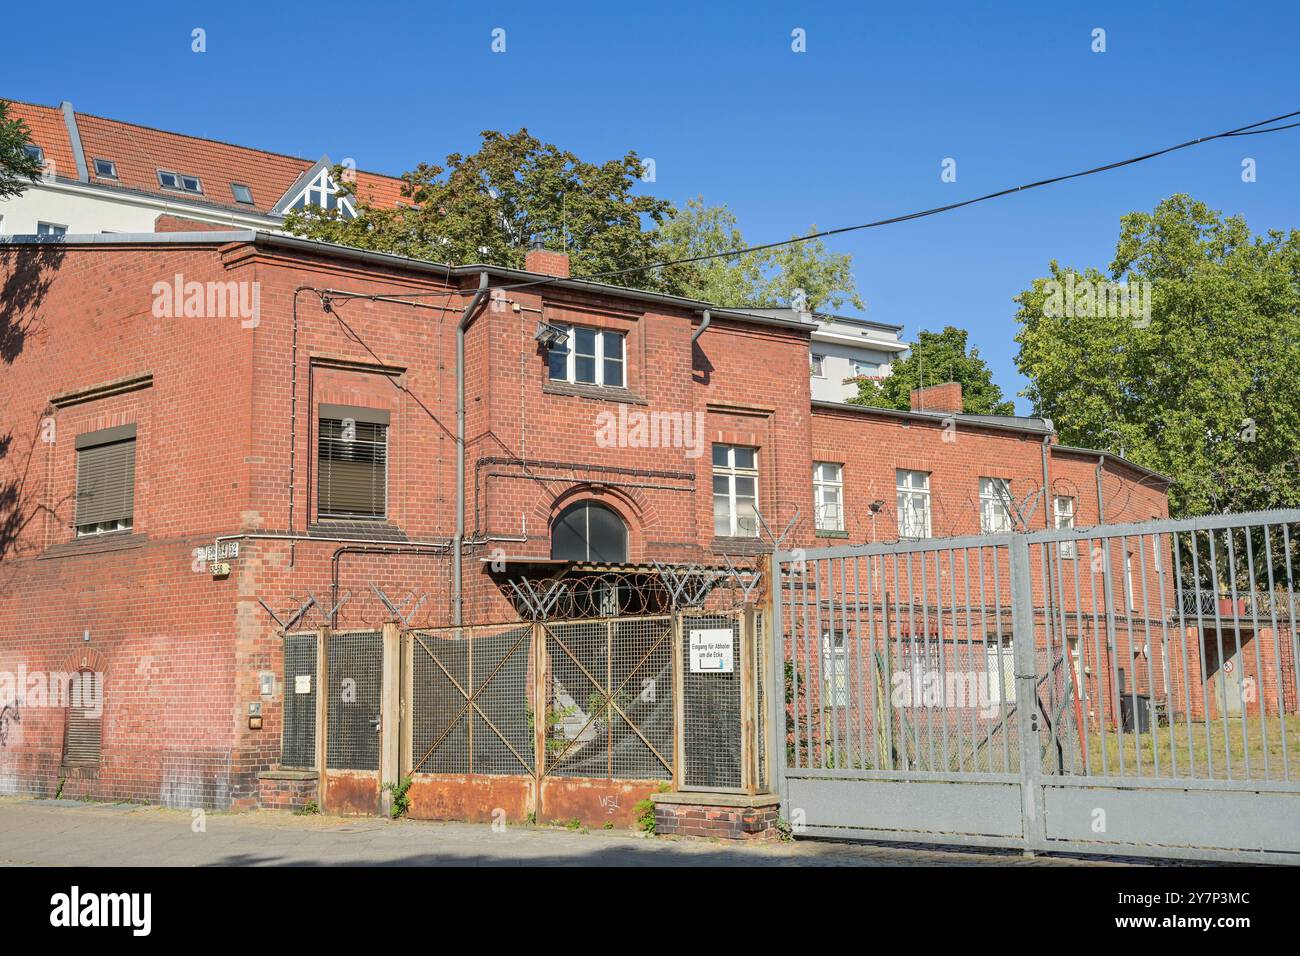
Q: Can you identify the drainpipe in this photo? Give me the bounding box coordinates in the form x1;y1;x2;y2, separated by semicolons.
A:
1040;427;1053;530
1096;455;1107;525
691;309;711;344
453;272;491;625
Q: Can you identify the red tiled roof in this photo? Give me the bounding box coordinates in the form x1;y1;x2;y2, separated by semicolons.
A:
3;98;406;217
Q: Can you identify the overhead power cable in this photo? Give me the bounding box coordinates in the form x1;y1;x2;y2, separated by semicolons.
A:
321;106;1300;303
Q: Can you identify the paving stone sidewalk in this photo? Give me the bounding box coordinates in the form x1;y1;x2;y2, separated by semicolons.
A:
0;796;1129;867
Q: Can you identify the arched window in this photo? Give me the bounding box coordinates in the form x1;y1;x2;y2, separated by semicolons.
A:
551;500;628;563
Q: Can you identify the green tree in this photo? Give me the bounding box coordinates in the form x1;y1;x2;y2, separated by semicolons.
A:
0;100;44;199
654;197;769;306
851;325;1015;415
284;129;680;291
1014;194;1300;517
657;198;862;311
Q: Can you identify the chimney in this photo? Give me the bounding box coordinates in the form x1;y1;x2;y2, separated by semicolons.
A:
910;381;963;414
525;245;570;278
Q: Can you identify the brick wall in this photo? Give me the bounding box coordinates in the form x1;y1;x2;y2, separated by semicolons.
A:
0;235;1172;809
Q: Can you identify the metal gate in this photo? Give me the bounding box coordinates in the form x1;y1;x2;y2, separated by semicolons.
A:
771;509;1300;863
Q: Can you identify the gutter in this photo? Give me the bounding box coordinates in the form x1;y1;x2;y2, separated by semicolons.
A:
453;273;491;626
811;399;1054;438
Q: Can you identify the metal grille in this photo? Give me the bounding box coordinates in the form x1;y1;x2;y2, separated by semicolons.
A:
412;635;469;774
681;614;742;789
782;547;1022;775
326;631;382;771
544;617;674;780
282;633;317;768
472;627;534;774
774;509;1300;863
410;625;533;776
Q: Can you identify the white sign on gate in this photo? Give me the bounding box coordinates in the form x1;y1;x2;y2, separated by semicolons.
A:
294;675;312;694
689;628;734;673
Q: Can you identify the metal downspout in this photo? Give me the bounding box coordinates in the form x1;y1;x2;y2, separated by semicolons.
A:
454;272;491;625
691;308;711;344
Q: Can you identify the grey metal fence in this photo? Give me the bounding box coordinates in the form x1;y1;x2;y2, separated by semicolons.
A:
325;631;383;772
409;623;533;776
282;632;318;769
543;616;675;781
680;613;743;789
772;508;1300;863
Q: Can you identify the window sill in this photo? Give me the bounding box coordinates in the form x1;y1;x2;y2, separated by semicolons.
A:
815;529;849;539
41;532;147;559
710;536;769;555
308;521;408;542
542;381;647;405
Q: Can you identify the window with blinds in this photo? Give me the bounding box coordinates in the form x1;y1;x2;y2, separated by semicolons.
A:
63;671;102;767
74;425;136;536
318;405;389;520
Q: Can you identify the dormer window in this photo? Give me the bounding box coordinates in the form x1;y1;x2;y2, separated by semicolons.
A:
158;170;202;194
231;183;254;205
93;158;118;179
284;167;355;218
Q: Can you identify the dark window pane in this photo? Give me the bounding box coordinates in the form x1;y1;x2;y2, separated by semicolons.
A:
574;327;597;357
550;505;587;560
602;358;623;387
733;447;755;469
712;444;729;467
547;343;568;380
550;501;627;562
574;355;596;384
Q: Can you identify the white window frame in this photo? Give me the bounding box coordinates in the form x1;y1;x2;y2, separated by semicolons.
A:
896;469;931;539
852;360;880;377
1054;495;1076;558
36;222;67;237
285;167;355;217
713;444;759;538
980;477;1015;533
157;169;203;194
809;353;825;377
813;462;844;532
547;324;626;388
822;631;848;707
985;637;1016;706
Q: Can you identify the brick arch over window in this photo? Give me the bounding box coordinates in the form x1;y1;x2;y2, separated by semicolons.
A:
546;486;644;562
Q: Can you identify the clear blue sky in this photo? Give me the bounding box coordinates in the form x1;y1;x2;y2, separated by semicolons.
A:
7;0;1300;412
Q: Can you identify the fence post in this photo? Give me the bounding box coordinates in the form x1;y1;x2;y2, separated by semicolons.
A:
672;612;685;790
1009;533;1048;855
533;622;547;821
767;551;786;806
740;605;756;794
315;625;330;810
399;628;412;784
379;621;401;817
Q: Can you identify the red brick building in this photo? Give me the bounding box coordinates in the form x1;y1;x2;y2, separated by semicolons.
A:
0;229;1171;809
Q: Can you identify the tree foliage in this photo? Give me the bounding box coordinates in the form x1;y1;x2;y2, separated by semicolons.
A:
1014;194;1300;517
286;129;865;311
0;100;43;200
284;128;680;292
658;197;863;311
851;325;1015;415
